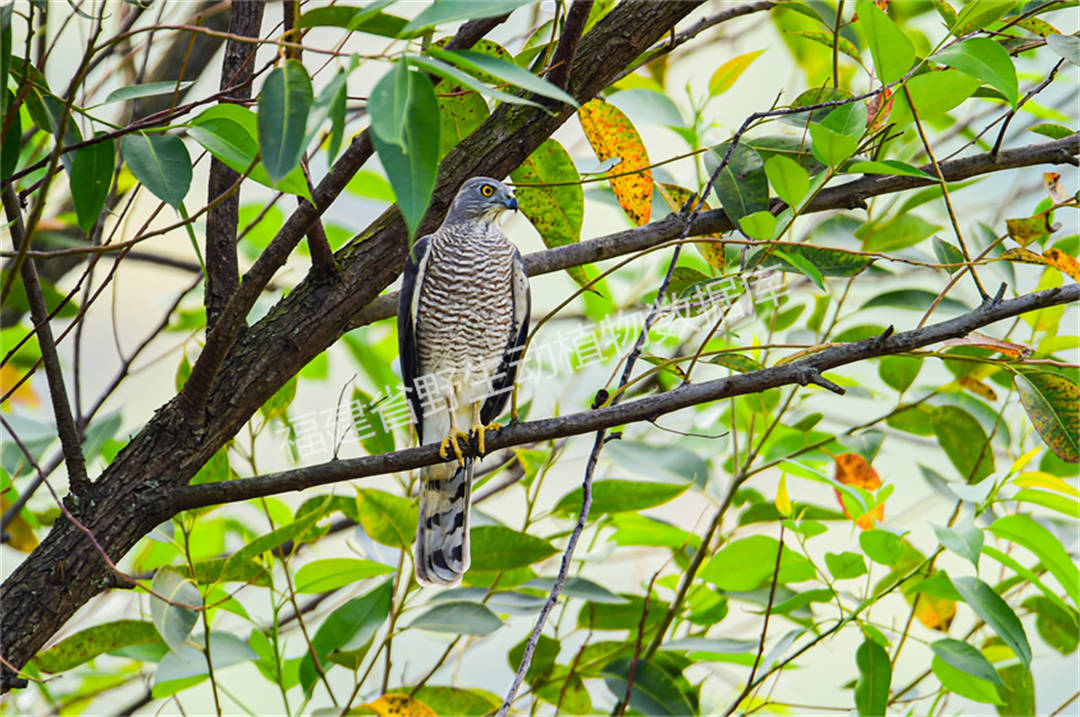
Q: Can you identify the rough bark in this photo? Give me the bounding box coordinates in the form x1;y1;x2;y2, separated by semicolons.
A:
0;1;703;685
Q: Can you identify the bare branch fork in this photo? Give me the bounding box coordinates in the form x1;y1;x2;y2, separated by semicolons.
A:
171;282;1078;511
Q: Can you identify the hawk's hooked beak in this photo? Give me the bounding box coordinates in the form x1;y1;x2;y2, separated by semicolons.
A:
504;196;518;211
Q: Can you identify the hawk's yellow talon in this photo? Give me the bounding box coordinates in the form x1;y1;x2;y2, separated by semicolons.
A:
439;431;469;467
470;421;501;456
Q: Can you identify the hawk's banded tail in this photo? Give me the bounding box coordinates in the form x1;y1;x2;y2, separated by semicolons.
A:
415;459;472;586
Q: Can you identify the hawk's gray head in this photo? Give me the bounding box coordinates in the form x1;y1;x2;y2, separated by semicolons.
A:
444;177;518;226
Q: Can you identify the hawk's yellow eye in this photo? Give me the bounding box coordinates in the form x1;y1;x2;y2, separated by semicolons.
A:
480;184;495;197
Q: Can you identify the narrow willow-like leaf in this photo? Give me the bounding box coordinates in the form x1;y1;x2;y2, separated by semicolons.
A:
71;137;115;233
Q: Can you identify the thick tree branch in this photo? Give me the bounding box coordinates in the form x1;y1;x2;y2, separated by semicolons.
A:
350;135;1080;326
205;0;264;328
546;0;593;91
0;1;704;683
171;283;1078;511
1;187;90;498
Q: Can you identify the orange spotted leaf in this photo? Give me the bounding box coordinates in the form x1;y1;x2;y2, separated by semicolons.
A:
1015;371;1079;463
658;183;724;270
910;591;956;631
1042;248;1080;283
1005;212;1058;245
867;87;894;130
578;98;652;226
367;693;437;717
834;453;884;529
958;375;998;401
1043;171;1071;203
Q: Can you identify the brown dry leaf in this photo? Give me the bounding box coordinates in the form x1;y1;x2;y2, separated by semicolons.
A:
867;87;893;130
959;375;998;402
1043;172;1071;204
366;694;436;717
941;331;1032;359
578;98;652;226
1042;248;1080;283
0;495;38;553
658;183;724;270
0;364;39;409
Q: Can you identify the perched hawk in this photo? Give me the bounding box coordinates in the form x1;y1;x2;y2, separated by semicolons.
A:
398;177;531;586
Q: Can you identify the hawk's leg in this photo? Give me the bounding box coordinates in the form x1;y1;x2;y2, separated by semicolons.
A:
469;401;500;456
437;398;470;467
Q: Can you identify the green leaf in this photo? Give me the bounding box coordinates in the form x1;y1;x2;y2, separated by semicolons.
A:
430;48;578;108
402;0;535;34
409;601;502;635
305;68;348;161
990;514;1079;609
524;576;626;604
738;210;778;241
227;502;329;565
189;105;312;198
854;639;891;716
1015;371;1079;463
826;551;867;579
36;620;161;673
707;141;769;224
933;655;1004;704
859;529;904;566
932;405;995;482
298;579;392;694
860;213;942;252
0;91;19;179
764;154;810;207
149;567;200;653
347;170;395;202
295;3;406;37
411;686;500;717
1013;488;1080;517
120;133;191;208
760;244;871;276
996;662;1035;716
553;479;689;516
932;638;1004;685
710;353;764;372
1022;596;1079;655
605;440;709;485
889;70;982;125
774;249;825;290
809;122;857;167
370;58;414;146
71;137;115;233
856;0;915;83
257;59;313;183
708;49;766;96
436;87;488;160
952;576;1032;669
355;488;417;549
934;237;965;272
950;0;1012;36
293;558;395;593
510;138;590;288
155;631;257;684
701;535;815;590
371;68;440;239
602;659;694;716
933;37;1018;106
352;387;395;456
577;594;667;631
983;544;1073;617
861;288;965;313
746;135;825;174
933;522;983;567
1029;122;1076;140
848;159;933;178
879;355;921;393
103;81;195;105
469;525;557;571
781;86;853;129
183;557;269;586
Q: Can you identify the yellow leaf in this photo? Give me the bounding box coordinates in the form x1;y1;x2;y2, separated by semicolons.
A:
0;495;38;553
1009;447;1041;475
578;99;652;226
1005;212;1058;245
0;364;39;409
942;331;1032;359
958;375;998;401
1015;471;1080;498
833;453;884;530
708;49;766;96
658;183;724;270
911;592;956;631
1042;248;1080;283
366;694;436;717
776;474;792;517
